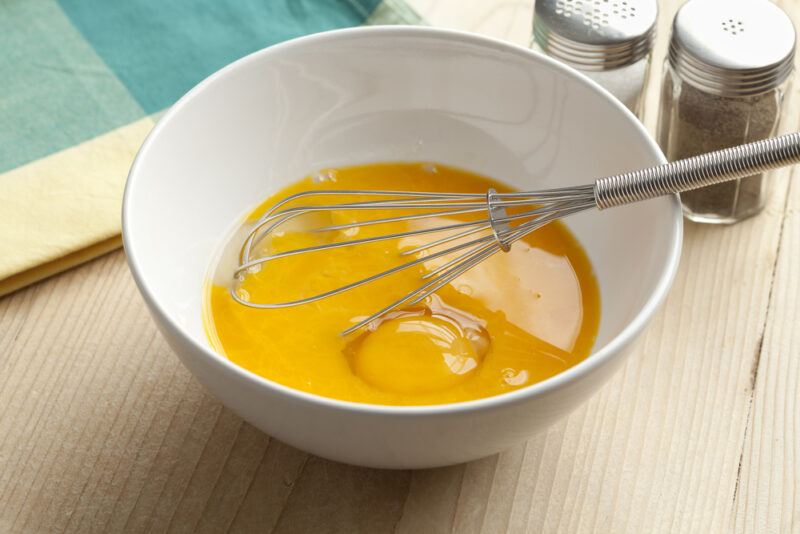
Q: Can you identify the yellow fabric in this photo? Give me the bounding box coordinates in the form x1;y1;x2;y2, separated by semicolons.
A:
0;118;154;294
0;236;122;297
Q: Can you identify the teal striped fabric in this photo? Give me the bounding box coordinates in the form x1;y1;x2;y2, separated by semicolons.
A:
0;0;422;172
0;0;422;295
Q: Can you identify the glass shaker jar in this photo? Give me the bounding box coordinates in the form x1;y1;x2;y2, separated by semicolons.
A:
531;0;657;117
657;0;795;224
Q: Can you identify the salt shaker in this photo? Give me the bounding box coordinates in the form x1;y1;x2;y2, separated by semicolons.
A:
531;0;657;117
657;0;795;224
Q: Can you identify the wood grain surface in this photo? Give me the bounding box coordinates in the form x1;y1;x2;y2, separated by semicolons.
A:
2;1;800;532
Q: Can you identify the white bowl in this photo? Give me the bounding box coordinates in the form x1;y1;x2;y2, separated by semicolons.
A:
123;26;681;469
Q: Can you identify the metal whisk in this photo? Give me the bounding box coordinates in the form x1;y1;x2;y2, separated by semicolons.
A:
232;132;800;335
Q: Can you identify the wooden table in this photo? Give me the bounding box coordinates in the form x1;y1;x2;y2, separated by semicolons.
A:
2;1;799;532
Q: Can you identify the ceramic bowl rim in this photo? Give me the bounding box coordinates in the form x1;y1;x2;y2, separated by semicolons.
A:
122;25;682;417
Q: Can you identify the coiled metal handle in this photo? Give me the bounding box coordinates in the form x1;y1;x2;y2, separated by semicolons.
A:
594;132;800;210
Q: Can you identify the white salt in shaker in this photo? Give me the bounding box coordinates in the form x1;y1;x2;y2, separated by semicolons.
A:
531;0;657;117
657;0;795;224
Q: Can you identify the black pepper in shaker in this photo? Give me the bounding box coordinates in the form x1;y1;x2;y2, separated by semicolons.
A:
657;0;795;224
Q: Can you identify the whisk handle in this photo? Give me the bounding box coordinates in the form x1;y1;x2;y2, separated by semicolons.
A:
594;132;800;210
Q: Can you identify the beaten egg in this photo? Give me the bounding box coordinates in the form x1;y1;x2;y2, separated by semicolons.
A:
204;163;600;405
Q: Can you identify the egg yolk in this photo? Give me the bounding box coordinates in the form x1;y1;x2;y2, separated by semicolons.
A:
349;315;484;394
204;162;601;406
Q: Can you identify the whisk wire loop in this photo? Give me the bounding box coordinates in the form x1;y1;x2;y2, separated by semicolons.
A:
231;132;800;335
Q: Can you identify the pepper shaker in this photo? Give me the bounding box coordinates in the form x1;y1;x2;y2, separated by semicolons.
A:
531;0;657;117
657;0;795;224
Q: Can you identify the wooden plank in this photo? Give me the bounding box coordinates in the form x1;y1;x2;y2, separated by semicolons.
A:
733;171;800;534
0;1;798;532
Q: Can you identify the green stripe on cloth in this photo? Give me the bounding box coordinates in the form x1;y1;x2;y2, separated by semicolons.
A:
0;0;144;173
0;0;422;294
0;0;416;174
57;0;385;113
365;0;426;24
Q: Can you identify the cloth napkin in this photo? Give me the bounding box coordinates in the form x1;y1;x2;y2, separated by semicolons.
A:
0;0;421;297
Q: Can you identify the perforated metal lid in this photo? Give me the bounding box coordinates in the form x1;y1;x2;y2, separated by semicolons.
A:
532;0;657;70
669;0;796;96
